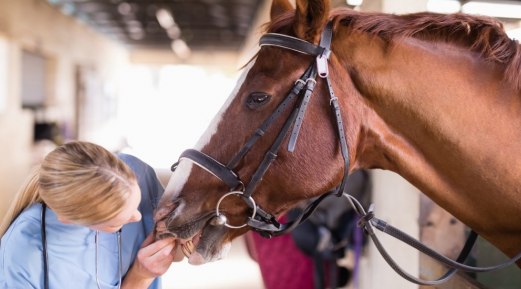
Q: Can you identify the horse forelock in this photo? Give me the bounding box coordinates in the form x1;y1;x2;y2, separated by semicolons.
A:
265;8;521;91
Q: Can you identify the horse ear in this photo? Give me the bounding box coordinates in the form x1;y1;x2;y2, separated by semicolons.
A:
293;0;331;42
270;0;293;20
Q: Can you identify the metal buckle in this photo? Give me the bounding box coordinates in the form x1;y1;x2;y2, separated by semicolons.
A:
316;49;330;78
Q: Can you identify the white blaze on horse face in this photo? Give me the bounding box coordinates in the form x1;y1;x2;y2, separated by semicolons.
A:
164;161;193;200
194;60;254;150
164;61;255;200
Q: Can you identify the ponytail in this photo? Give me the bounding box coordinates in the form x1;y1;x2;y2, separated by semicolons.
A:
1;141;136;237
0;166;42;237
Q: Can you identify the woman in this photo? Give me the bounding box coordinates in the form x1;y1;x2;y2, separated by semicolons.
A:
0;141;180;289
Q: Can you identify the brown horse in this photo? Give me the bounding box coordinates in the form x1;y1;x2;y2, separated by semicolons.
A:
154;0;521;275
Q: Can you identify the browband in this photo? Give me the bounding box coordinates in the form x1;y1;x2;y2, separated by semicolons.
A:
260;33;326;56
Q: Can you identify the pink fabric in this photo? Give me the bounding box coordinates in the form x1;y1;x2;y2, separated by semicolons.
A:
247;231;314;289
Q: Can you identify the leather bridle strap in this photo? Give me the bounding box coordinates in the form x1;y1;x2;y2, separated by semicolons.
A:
288;72;317;152
319;22;351;197
178;149;242;190
355;201;521;285
41;203;49;289
260;33;326;56
227;65;315;170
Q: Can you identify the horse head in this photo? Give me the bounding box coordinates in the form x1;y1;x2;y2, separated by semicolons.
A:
153;0;365;265
155;0;521;267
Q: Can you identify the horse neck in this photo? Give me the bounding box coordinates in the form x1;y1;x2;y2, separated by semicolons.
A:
336;31;521;256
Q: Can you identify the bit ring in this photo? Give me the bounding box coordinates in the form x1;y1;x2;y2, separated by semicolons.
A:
215;191;257;229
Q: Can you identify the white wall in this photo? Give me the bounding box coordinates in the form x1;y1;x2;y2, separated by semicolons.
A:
361;170;421;289
0;0;129;219
0;33;33;220
0;37;6;113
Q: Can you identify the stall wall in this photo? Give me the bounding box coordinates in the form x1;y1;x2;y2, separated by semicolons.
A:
0;0;129;219
0;36;33;218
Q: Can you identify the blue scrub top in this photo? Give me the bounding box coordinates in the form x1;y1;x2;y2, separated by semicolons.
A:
0;153;165;289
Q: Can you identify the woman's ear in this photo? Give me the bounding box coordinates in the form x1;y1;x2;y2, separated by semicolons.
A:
57;215;72;224
293;0;331;42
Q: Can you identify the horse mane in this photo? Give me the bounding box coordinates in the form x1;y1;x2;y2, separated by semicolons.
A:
266;8;521;91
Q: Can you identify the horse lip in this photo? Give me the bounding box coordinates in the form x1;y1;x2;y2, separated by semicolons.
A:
190;222;229;264
165;211;216;240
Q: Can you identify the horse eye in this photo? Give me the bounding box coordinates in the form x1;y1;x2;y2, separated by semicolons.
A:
246;92;271;109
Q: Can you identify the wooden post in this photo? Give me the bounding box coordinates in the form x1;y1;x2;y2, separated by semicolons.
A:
361;170;420;289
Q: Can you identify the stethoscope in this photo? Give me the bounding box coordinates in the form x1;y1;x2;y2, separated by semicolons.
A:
41;203;122;289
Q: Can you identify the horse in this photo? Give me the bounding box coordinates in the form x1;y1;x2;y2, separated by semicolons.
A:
154;0;521;281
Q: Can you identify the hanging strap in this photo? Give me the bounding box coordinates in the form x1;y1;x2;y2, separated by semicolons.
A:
348;194;521;285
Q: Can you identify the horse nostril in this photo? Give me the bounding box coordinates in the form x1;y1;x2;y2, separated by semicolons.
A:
154;199;183;222
154;207;172;222
156;220;168;232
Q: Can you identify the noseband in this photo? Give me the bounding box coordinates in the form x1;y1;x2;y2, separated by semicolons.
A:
172;21;521;285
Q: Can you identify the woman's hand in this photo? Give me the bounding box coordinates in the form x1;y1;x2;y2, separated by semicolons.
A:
121;233;179;289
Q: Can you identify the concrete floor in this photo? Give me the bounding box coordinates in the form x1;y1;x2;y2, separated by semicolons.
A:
162;236;265;289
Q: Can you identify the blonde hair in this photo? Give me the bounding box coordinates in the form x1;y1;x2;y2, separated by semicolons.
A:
0;141;137;237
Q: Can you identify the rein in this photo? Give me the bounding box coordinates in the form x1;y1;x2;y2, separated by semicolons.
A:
172;21;521;285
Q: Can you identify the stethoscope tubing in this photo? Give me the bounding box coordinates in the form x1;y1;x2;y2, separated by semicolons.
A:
41;204;49;289
41;203;121;289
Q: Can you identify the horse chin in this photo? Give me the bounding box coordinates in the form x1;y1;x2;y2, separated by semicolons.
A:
187;252;207;265
188;241;231;265
184;223;231;265
155;210;214;240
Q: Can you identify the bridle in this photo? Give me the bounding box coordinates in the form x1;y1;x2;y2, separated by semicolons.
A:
172;21;521;285
173;21;345;236
174;21;345;236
